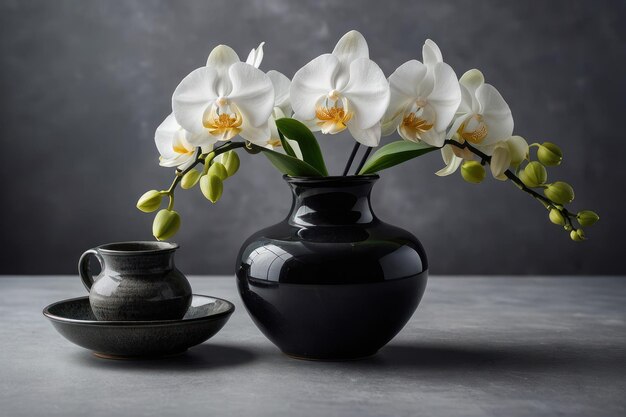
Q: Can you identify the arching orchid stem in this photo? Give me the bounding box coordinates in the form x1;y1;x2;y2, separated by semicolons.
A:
213;141;234;153
166;142;245;197
343;143;361;176
354;146;373;175
443;139;576;231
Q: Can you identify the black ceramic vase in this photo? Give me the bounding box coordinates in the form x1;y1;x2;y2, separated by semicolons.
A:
236;175;428;360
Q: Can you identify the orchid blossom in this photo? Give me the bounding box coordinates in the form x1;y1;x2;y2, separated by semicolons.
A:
290;30;390;147
489;135;529;179
436;69;514;177
242;42;302;158
140;32;594;243
171;44;275;146
382;40;461;148
155;113;214;170
265;70;303;159
245;42;265;68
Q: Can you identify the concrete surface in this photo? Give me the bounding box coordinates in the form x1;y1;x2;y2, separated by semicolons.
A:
1;276;625;416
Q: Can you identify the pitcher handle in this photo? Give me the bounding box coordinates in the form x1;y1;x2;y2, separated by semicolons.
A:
78;249;104;291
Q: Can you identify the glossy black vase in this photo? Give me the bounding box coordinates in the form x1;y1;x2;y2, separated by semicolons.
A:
236;175;428;360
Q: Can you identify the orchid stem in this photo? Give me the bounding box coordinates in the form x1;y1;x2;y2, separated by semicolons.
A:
165;141;245;197
354;147;373;175
343;143;361;176
444;139;577;231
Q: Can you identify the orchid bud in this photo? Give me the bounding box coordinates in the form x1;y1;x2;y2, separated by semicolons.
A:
181;170;201;189
570;229;585;242
549;209;566;226
152;209;181;241
461;161;486;184
218;151;240;177
136;190;163;213
203;151;216;165
520;161;547;188
208;162;228;180
544;181;575;205
576;210;599;227
537;142;563;166
200;174;223;203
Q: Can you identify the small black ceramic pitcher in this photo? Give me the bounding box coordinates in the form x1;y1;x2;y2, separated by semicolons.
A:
78;241;192;321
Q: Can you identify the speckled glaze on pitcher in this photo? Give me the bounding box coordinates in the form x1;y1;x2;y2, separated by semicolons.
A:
78;241;192;321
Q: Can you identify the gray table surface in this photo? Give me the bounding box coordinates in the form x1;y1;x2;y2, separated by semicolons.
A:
1;276;625;417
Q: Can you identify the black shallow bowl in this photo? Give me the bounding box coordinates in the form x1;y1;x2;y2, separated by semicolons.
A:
43;295;234;359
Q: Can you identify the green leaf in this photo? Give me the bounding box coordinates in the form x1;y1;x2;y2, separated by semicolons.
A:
278;130;297;158
358;141;437;175
251;144;324;177
275;118;328;176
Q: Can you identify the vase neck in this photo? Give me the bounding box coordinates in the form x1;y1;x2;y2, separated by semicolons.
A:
285;176;378;227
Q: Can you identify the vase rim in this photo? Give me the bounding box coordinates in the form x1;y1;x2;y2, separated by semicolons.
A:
283;174;379;184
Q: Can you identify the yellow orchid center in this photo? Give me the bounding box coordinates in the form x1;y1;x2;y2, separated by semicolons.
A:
267;138;282;148
400;112;434;139
172;134;193;155
459;114;488;144
203;105;243;141
315;105;353;134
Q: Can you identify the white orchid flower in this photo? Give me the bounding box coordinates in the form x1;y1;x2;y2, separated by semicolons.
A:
382;40;461;148
242;42;301;157
290;30;390;147
437;135;528;179
489;135;529;179
436;69;514;177
172;44;275;145
155;113;216;170
245;42;265;68
242;42;302;159
263;70;303;159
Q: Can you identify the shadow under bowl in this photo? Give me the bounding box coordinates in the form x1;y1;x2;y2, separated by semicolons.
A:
43;295;234;359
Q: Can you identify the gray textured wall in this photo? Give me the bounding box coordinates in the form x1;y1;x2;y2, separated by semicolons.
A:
1;0;624;275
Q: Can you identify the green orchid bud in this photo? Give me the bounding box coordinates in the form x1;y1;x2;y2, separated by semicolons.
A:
208;162;228;180
537;142;563;167
576;210;599;227
461;161;486;184
200;174;223;203
549;209;566;226
218;151;240;177
202;152;216;175
203;151;216;164
136;190;163;213
570;229;585;242
181;170;202;189
544;181;575;205
520;161;547;188
152;209;181;241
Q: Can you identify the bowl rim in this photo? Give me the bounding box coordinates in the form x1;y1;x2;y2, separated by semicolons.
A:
42;294;235;327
